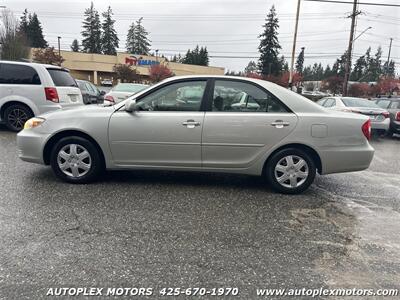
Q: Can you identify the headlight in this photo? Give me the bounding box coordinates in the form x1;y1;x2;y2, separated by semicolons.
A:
24;117;46;129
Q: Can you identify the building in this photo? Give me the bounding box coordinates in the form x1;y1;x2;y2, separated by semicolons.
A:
30;49;225;85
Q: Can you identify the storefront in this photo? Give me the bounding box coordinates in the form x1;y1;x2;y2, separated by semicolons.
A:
31;50;225;85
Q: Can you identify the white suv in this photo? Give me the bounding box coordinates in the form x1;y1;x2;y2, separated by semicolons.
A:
0;61;83;131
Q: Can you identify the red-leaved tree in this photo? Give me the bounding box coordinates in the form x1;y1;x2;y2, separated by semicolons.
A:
149;64;174;83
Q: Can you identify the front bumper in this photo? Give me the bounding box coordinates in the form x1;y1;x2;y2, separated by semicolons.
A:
17;129;50;164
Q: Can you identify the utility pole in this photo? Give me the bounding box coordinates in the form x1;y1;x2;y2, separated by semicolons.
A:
386;38;393;74
289;0;301;88
342;0;360;96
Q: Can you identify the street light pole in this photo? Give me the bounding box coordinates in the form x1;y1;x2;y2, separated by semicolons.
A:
289;0;301;88
353;26;372;42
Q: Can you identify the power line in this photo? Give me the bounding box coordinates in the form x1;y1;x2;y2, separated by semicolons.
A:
303;0;400;7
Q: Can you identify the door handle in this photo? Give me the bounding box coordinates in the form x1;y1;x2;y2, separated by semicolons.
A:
182;120;201;128
270;120;290;128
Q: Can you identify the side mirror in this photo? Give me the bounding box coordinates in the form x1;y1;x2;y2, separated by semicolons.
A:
125;98;138;112
99;90;106;96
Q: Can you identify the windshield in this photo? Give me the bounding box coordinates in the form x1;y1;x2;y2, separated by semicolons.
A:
113;83;148;93
341;97;380;108
47;68;77;87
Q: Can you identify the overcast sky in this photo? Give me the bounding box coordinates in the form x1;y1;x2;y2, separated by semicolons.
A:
4;0;400;73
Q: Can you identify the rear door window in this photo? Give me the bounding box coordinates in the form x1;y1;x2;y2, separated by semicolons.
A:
0;63;41;85
212;80;289;112
47;68;77;87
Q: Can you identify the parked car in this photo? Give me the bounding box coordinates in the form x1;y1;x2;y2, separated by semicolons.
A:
374;97;400;137
316;96;390;135
0;61;83;131
17;76;374;194
104;83;149;104
101;79;113;86
76;79;105;104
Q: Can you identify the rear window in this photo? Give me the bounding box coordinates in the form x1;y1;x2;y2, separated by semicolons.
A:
47;68;77;87
341;97;379;108
0;63;41;85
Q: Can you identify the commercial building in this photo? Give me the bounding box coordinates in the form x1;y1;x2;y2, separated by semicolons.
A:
31;50;225;85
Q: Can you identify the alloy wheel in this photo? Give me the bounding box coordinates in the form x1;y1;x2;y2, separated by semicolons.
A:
7;108;29;130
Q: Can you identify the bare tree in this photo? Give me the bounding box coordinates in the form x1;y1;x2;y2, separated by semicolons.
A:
0;9;30;60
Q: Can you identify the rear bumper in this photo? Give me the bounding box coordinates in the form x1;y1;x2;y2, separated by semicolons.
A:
371;118;390;131
319;143;374;175
17;129;50;164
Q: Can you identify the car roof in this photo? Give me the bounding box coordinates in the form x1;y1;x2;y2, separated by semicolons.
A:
0;60;64;69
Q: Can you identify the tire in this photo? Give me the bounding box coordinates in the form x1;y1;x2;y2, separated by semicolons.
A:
4;104;33;132
265;148;316;194
50;136;103;183
385;129;394;138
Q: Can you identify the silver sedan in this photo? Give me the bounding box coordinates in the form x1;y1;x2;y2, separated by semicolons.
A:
17;76;374;194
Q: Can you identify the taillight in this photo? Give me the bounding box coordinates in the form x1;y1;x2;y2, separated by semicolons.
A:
382;111;390;118
362;119;371;140
44;87;59;103
396;112;400;121
105;95;115;103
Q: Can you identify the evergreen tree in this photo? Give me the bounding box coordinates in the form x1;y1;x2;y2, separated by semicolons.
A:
70;39;80;52
295;47;305;74
126;17;151;55
351;55;368;81
244;61;258;74
383;60;396;77
81;2;102;54
26;13;48;48
367;46;382;81
332;51;347;77
181;45;209;66
258;6;282;76
324;64;332;79
101;6;119;55
199;46;209;66
19;9;29;36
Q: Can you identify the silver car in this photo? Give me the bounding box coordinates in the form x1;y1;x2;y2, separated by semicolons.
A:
317;96;390;135
17;76;374;194
104;83;149;104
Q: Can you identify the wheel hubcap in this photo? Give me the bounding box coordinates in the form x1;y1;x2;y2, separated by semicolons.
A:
8;108;28;130
274;155;309;188
57;144;92;178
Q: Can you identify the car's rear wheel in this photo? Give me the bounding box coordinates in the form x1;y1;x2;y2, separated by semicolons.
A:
266;148;316;194
4;104;33;132
50;136;103;183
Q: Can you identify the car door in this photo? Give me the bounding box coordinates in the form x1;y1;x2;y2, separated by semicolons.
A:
202;79;298;169
108;79;209;167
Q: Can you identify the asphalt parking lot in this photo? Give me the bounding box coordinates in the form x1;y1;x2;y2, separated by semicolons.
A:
0;126;399;299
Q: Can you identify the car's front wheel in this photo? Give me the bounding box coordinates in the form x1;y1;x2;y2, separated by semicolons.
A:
50;136;103;183
265;148;316;194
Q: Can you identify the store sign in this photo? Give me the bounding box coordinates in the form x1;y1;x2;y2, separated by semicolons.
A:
125;55;160;66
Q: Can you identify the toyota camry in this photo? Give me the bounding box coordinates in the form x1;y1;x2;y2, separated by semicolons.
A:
17;76;374;194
